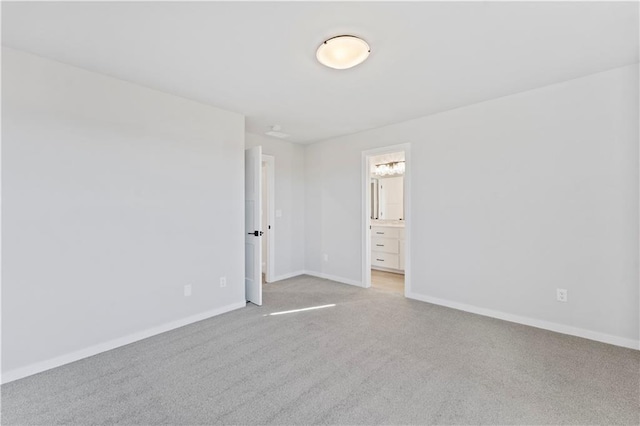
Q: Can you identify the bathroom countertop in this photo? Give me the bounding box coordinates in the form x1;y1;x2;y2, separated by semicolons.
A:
371;220;405;228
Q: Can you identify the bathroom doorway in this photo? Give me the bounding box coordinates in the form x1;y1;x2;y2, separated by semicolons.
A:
362;144;411;296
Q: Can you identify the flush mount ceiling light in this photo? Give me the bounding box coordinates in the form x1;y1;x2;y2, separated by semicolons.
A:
265;124;290;139
316;35;370;70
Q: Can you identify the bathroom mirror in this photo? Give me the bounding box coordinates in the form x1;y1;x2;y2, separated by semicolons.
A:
370;176;404;220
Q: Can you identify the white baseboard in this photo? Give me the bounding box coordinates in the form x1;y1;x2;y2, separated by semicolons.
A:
406;292;639;350
270;270;306;282
303;270;364;288
1;301;247;384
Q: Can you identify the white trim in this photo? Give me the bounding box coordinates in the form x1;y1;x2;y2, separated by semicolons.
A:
1;301;247;384
303;270;364;288
361;143;412;295
271;270;306;282
362;152;371;288
262;154;276;283
268;270;362;288
406;292;639;350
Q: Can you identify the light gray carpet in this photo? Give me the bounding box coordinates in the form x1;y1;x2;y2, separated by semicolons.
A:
2;275;639;425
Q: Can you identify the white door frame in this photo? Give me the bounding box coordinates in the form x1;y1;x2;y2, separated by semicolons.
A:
361;143;412;296
262;154;276;283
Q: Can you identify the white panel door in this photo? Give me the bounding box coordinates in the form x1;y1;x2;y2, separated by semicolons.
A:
245;146;262;306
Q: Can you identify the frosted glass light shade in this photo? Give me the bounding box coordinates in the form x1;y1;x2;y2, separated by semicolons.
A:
372;161;405;177
316;35;370;70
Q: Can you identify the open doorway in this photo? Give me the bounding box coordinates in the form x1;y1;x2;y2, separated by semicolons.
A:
262;155;275;284
362;144;411;296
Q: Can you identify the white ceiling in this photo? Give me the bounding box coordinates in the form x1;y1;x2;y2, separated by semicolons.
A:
2;2;638;144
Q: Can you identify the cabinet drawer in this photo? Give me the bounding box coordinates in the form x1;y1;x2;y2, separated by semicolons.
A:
371;226;400;239
372;237;399;254
372;252;399;269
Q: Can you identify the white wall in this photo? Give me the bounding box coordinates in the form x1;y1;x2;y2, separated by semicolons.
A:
305;64;639;347
246;133;305;279
2;48;246;379
2;47;637;386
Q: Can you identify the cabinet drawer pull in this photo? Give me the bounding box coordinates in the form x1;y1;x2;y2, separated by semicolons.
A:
376;232;384;234
376;258;384;261
376;244;384;247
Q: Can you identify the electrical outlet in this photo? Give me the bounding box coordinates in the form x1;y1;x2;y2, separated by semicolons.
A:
184;284;192;297
220;277;227;288
556;288;567;302
323;254;329;262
